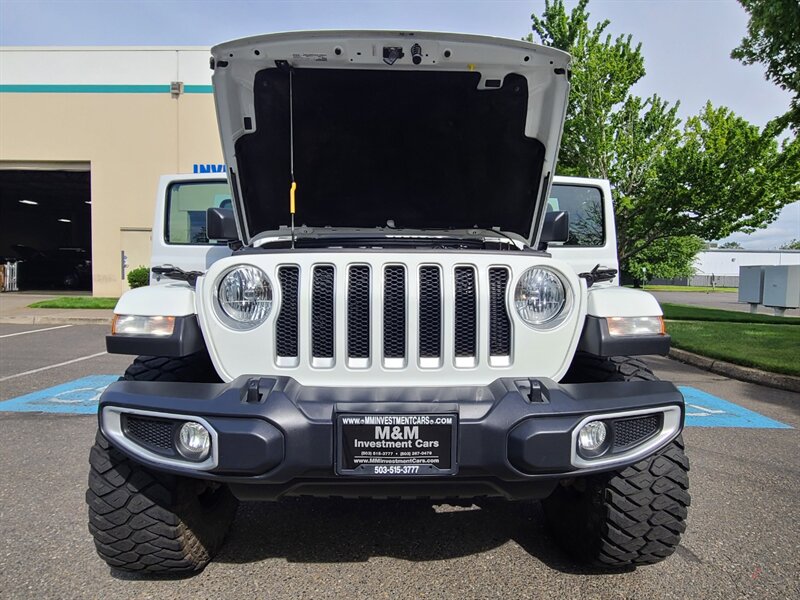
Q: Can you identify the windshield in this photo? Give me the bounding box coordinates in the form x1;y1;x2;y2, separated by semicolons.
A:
165;181;232;245
547;184;604;247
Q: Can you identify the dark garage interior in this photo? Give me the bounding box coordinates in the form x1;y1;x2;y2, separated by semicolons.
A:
0;169;92;291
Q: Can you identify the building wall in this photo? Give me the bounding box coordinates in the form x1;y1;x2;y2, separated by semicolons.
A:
694;250;800;277
0;47;221;296
650;250;800;287
4;48;799;296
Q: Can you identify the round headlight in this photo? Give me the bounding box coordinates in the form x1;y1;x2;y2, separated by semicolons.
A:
217;265;272;328
514;267;566;326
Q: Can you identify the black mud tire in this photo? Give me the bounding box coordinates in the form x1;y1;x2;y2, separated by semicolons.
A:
561;353;657;384
546;353;690;567
122;351;221;383
542;436;690;567
87;431;238;574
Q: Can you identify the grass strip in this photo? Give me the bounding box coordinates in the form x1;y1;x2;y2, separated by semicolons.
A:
661;303;800;325
639;285;738;293
667;320;800;377
28;297;118;309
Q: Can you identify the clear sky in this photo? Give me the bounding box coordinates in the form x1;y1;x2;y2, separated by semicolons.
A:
1;0;797;248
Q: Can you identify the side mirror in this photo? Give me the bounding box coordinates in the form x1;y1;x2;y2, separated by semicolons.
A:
540;210;570;244
206;207;238;241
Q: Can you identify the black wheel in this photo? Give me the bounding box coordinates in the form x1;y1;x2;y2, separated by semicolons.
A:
544;354;690;567
561;353;657;383
88;351;234;574
87;431;237;574
122;351;221;383
542;436;690;567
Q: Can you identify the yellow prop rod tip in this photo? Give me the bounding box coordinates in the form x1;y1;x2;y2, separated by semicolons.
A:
290;181;297;214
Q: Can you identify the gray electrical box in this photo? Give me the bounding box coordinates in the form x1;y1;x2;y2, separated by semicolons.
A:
763;265;800;309
738;265;764;304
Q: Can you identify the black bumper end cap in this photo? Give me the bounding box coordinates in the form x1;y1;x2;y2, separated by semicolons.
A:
106;314;206;357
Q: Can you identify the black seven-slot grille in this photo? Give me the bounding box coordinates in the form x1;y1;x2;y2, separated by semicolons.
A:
276;266;299;358
347;266;371;360
418;266;442;359
489;268;511;356
311;266;335;359
274;264;513;367
454;267;477;358
383;266;406;360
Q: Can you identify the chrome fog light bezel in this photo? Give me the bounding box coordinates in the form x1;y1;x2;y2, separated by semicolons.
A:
101;406;219;471
570;406;682;469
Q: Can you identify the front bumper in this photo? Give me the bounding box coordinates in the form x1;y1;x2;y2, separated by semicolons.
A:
98;377;684;501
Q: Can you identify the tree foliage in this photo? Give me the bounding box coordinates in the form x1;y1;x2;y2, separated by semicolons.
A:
719;241;743;249
528;0;655;183
626;236;705;283
624;103;799;261
731;0;800;132
528;0;799;276
780;239;800;250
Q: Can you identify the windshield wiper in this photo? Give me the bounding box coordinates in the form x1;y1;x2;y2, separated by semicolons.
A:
466;228;522;249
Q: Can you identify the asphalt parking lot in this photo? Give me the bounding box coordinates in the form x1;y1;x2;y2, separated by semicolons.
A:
0;323;797;599
651;290;800;317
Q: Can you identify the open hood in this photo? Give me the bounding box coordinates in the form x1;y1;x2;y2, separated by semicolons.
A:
211;31;571;244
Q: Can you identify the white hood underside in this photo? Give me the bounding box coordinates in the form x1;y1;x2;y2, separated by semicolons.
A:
211;31;571;244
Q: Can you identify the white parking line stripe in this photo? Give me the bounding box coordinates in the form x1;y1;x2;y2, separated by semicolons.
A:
0;352;108;382
0;324;73;338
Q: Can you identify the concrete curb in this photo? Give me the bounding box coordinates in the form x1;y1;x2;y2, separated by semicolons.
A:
0;315;111;326
669;348;800;393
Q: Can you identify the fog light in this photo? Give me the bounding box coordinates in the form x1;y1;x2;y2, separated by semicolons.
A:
578;421;607;452
177;422;211;460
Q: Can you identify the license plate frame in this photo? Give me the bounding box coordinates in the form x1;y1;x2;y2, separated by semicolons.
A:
336;413;458;477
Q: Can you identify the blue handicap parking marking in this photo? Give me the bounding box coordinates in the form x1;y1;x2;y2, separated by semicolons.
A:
680;386;792;429
0;378;792;427
0;375;118;414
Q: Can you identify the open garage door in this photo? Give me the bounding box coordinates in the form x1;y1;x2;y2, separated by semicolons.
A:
0;167;92;291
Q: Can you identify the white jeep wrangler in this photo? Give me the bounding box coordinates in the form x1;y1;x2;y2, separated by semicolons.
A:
87;31;689;574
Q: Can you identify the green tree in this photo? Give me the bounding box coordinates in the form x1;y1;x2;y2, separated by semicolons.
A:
780;239;800;250
731;0;800;132
528;0;656;181
528;1;680;270
635;103;800;255
719;241;743;249
528;0;799;274
627;236;705;284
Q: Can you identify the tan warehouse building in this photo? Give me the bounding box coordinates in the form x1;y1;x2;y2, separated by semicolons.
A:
0;47;224;296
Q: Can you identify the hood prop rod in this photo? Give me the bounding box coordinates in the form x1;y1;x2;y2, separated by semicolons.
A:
288;66;297;249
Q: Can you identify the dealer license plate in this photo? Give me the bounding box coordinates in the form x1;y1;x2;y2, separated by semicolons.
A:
336;413;458;476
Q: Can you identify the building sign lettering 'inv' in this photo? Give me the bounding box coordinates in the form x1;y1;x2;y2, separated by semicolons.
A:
192;164;227;174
